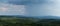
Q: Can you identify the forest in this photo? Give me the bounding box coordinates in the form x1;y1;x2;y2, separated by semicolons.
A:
0;16;60;26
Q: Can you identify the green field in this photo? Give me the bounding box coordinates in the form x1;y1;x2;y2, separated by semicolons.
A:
0;16;60;26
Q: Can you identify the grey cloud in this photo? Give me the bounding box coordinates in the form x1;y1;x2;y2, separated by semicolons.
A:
26;0;60;16
8;0;50;5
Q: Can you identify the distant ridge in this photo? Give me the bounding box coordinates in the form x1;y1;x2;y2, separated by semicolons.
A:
0;15;60;19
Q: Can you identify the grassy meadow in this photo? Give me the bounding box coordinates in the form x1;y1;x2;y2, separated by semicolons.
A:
0;16;60;26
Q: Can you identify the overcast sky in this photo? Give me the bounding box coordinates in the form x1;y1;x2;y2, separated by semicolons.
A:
0;0;60;16
0;0;26;15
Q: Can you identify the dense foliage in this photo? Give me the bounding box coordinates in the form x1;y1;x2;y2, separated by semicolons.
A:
0;16;60;26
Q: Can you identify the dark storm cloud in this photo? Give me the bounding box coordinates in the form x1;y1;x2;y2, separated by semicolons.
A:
8;0;31;5
8;0;49;5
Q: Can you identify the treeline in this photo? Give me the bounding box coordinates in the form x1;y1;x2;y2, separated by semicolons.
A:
0;16;60;26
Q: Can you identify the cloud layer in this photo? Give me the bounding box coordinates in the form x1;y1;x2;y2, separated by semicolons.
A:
0;2;26;15
25;0;60;16
8;0;51;5
0;0;60;16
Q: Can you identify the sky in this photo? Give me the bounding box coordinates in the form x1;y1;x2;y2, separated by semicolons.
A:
0;0;60;16
0;0;26;15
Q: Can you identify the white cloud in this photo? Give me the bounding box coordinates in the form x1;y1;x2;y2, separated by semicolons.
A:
0;3;26;15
